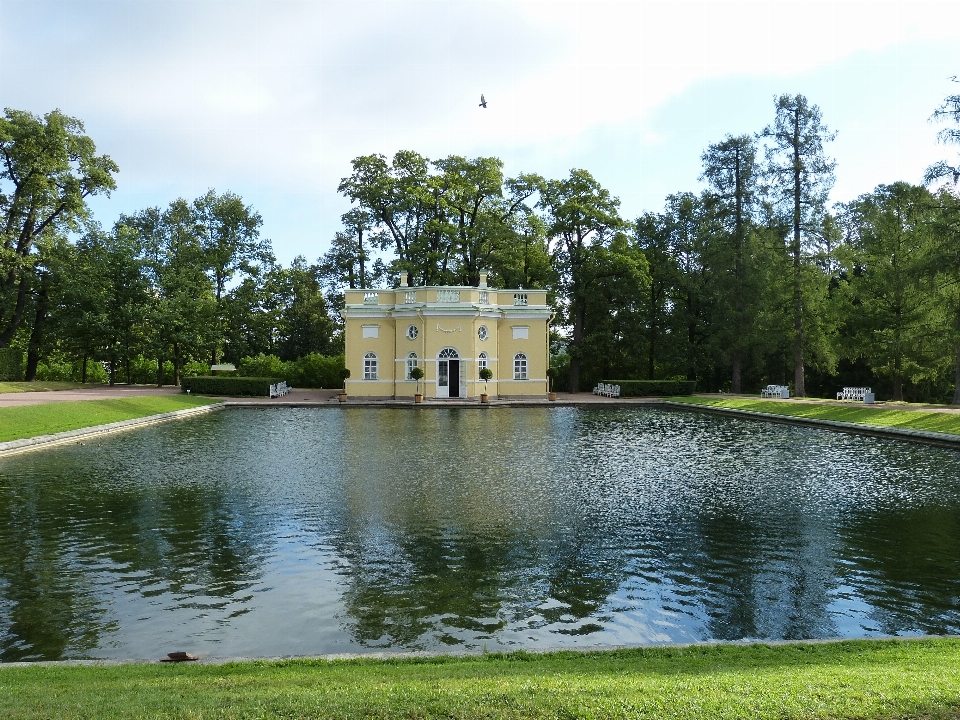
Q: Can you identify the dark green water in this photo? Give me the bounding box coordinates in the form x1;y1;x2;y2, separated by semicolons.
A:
2;406;960;661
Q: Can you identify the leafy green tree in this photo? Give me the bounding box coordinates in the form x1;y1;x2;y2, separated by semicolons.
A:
760;94;837;396
539;169;629;391
838;183;938;401
701;135;762;392
925;88;960;187
193;190;272;364
277;256;335;360
0;109;117;347
120;201;216;385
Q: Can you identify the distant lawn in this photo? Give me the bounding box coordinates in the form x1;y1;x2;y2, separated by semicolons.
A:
0;395;219;442
667;395;960;435
3;639;960;719
0;381;95;393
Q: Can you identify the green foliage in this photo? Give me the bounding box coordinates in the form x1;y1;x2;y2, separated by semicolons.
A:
609;379;697;396
237;353;287;378
837;183;938;400
180;376;284;396
0;108;118;348
0;348;24;381
287;353;346;389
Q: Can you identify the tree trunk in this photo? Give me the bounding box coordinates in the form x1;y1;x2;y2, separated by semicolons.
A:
174;343;181;386
731;351;742;394
568;296;585;393
0;275;31;348
82;356;88;384
24;277;51;382
953;344;960;405
157;356;164;387
792;111;806;398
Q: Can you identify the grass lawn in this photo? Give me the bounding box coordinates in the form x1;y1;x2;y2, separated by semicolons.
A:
0;395;219;442
0;381;94;393
3;639;960;719
667;395;960;435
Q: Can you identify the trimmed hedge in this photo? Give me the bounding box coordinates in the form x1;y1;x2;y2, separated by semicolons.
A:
604;379;697;397
180;376;285;396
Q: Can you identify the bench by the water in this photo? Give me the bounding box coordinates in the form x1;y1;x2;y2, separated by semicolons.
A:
761;385;790;399
593;383;621;398
837;386;874;403
269;381;291;398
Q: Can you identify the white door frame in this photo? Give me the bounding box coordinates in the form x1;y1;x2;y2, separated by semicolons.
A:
436;347;459;398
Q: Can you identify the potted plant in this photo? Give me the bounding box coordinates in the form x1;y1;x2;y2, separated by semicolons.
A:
409;366;425;403
479;367;493;403
338;367;350;403
546;367;558;402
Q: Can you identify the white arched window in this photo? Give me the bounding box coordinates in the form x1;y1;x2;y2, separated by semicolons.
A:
363;352;378;380
478;352;488;373
406;352;418;379
513;353;527;380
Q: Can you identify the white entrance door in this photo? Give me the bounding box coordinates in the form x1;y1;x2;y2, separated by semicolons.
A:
436;348;460;398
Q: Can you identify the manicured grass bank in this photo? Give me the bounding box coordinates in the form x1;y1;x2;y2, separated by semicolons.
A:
3;640;960;719
0;396;219;442
668;395;960;435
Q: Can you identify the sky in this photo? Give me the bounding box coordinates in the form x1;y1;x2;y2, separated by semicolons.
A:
2;0;959;265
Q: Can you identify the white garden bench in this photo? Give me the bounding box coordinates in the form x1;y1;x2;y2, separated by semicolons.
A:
760;384;790;399
836;386;871;402
592;383;621;398
269;381;292;398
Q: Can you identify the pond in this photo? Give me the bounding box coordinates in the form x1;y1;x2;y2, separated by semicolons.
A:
2;406;960;661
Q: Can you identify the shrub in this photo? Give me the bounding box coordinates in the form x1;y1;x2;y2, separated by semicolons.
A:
288;353;345;389
36;359;75;382
0;348;25;381
604;379;697;397
181;361;210;378
181;376;285;396
238;353;287;379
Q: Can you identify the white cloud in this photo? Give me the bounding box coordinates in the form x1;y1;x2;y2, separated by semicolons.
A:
2;0;959;260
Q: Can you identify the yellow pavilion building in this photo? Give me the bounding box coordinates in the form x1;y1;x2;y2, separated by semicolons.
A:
341;271;551;399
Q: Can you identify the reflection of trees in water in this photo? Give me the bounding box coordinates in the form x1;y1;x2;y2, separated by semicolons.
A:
330;524;626;649
0;443;270;661
837;506;960;636
325;408;627;648
668;507;839;641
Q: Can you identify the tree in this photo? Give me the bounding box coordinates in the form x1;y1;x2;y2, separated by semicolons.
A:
838;183;938;401
120;201;216;385
193;190;272;364
760;94;836;396
539;169;629;392
925;87;960;187
276;256;335;360
0;109;117;347
701;135;761;392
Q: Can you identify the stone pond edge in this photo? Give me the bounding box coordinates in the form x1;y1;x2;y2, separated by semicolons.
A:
1;634;956;669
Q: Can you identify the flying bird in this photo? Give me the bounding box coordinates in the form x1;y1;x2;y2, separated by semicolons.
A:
479;94;487;108
951;76;958;82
